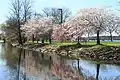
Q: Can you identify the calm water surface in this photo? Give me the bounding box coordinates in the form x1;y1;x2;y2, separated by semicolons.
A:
0;43;120;80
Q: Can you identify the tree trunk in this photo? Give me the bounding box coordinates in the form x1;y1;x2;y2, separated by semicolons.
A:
18;20;22;45
3;38;5;43
37;39;39;43
17;0;23;46
41;39;44;44
23;36;26;43
110;33;113;42
77;36;80;44
18;26;23;45
88;33;90;41
76;36;81;47
49;39;52;44
97;30;100;44
32;34;34;43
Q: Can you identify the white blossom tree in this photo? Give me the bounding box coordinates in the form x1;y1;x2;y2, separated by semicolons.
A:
52;16;86;44
84;26;95;41
75;8;109;44
53;8;120;45
21;17;54;44
115;20;120;37
104;14;120;41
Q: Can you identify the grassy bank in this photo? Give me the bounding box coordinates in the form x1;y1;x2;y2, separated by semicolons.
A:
12;40;120;64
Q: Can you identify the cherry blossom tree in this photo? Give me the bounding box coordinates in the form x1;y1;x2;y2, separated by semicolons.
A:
21;17;54;44
115;29;120;36
104;14;120;42
52;24;71;41
115;23;120;36
84;26;95;41
53;8;120;45
52;17;86;44
75;8;109;44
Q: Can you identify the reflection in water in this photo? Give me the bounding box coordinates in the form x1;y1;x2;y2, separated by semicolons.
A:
51;60;84;80
1;43;22;80
17;48;22;80
41;53;44;59
74;60;120;80
1;43;86;80
1;43;120;80
23;49;26;80
96;64;100;80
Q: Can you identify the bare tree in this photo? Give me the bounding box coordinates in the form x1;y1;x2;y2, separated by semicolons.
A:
41;7;71;24
22;0;33;43
10;0;23;45
5;0;33;45
22;0;33;23
3;17;19;43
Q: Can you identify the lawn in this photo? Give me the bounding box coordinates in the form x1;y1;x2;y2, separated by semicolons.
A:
53;41;120;46
83;41;120;46
27;40;120;47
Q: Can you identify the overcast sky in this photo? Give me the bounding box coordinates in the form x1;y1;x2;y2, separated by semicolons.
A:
0;0;119;24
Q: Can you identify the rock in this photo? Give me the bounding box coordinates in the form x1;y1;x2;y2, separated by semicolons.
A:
44;50;48;53
68;51;72;54
79;48;82;51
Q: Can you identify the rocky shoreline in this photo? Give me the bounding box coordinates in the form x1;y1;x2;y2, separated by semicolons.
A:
12;43;120;64
77;46;120;64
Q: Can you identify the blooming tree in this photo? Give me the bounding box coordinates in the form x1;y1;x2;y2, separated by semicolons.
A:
21;17;54;43
52;8;120;44
115;27;120;36
75;8;109;44
83;25;95;41
104;14;120;41
52;17;86;44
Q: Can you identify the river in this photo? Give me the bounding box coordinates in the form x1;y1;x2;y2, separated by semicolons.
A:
0;42;120;80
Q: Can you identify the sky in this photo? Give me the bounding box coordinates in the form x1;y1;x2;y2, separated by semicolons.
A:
0;0;119;24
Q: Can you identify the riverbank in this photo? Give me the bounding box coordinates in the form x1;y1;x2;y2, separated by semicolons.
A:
12;42;120;65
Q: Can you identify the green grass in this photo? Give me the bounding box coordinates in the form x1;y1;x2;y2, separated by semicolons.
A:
52;42;76;46
27;40;120;47
83;41;120;46
27;40;76;46
101;41;120;46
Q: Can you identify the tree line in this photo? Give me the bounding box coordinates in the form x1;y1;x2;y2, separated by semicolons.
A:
1;0;120;45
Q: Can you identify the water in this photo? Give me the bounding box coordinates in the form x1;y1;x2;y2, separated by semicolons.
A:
102;40;120;42
0;43;120;80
